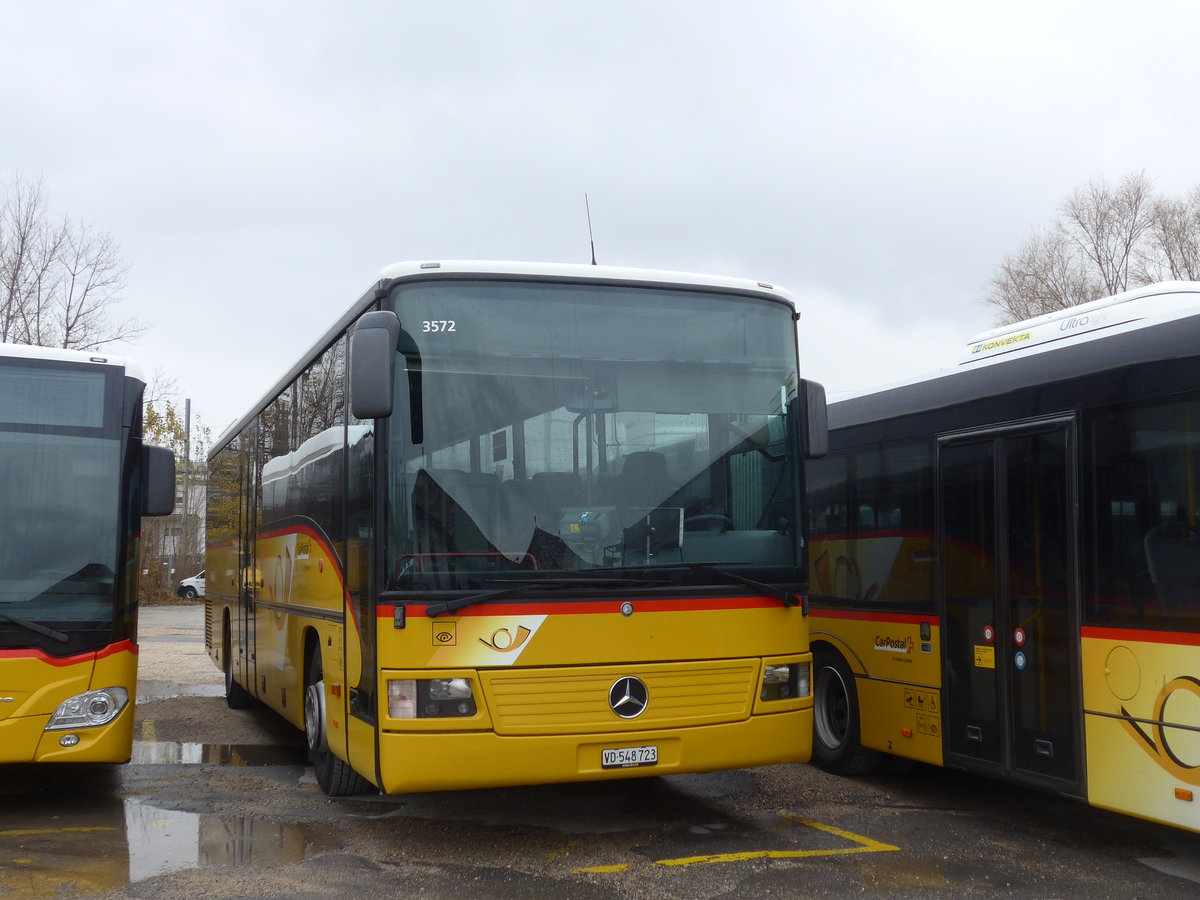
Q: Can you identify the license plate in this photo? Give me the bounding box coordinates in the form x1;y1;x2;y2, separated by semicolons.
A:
601;745;658;769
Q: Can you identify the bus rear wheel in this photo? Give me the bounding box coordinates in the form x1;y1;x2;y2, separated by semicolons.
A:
304;648;370;797
812;646;883;776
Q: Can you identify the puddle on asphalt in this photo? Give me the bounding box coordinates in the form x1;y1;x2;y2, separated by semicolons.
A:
130;740;308;766
132;718;308;767
0;799;326;899
0;725;314;895
124;800;318;880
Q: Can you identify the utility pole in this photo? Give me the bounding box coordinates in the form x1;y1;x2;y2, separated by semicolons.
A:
183;398;191;570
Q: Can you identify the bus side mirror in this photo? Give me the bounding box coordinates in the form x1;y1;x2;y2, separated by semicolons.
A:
143;445;176;517
801;379;828;459
350;310;402;419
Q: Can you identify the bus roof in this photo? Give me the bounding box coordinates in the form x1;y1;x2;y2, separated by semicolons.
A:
373;260;797;304
0;342;146;383
960;281;1200;365
829;281;1200;429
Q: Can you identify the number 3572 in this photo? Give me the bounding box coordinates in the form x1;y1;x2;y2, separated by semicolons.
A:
422;320;456;333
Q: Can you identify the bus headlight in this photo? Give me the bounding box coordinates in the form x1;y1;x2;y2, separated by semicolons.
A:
761;663;810;701
387;678;477;719
46;687;129;730
420;678;476;717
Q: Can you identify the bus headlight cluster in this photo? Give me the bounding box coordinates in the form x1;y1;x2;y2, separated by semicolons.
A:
387;678;476;719
46;687;129;730
760;663;810;701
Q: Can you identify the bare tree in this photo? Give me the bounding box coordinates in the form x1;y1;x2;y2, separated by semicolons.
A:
138;366;182;417
984;171;1200;324
1060;171;1155;296
1140;185;1200;283
984;228;1104;322
0;174;59;344
0;172;143;350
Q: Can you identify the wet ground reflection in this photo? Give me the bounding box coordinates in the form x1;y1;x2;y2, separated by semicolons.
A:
1;793;324;899
125;800;318;880
0;739;319;899
130;739;309;766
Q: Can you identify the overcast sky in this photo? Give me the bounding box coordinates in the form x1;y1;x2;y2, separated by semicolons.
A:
4;1;1199;445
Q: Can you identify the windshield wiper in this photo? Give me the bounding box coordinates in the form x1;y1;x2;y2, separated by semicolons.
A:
0;611;70;643
382;576;663;618
587;561;802;610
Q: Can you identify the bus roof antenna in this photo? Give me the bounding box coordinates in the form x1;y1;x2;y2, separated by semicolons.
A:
585;194;598;265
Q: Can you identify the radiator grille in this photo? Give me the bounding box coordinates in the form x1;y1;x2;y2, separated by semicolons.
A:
480;660;758;735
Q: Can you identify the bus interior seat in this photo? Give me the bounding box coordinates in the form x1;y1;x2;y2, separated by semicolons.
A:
412;469;499;557
1144;522;1200;614
527;472;584;530
609;451;677;524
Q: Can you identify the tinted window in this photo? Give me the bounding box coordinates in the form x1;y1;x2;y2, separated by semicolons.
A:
807;439;934;610
259;340;348;552
1085;392;1200;631
0;361;121;652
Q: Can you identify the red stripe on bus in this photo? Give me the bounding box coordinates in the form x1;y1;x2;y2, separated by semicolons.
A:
379;595;784;619
810;608;932;626
96;639;138;660
257;523;339;549
0;641;135;666
1080;625;1200;647
252;523;356;627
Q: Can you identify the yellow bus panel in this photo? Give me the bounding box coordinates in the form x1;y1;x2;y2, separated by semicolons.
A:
0;643;137;764
376;709;810;794
1081;627;1200;832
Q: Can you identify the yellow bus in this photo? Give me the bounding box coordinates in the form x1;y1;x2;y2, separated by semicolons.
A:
205;260;826;795
0;343;175;764
806;281;1200;833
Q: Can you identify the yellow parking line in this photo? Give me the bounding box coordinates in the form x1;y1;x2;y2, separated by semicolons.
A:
579;863;633;873
797;816;900;852
574;816;898;874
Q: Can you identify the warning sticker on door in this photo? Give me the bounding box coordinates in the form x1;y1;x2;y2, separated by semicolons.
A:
974;645;996;669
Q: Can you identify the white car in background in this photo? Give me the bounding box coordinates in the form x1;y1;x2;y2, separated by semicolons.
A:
177;570;205;600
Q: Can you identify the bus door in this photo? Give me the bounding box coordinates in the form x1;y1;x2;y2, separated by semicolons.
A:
238;431;258;696
937;416;1081;794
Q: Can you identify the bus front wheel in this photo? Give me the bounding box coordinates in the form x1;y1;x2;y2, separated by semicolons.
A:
812;646;883;776
304;648;370;797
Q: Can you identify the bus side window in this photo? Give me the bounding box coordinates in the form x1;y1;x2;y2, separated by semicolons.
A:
1087;393;1200;626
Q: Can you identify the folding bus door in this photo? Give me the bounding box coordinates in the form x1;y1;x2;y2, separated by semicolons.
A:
238;428;258;698
938;416;1082;795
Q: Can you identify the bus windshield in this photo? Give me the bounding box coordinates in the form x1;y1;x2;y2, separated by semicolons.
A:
384;278;802;591
0;362;121;649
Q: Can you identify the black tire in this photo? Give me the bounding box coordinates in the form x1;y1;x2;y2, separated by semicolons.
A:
182;586;198;600
812;645;883;775
304;647;371;796
223;619;256;710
